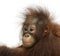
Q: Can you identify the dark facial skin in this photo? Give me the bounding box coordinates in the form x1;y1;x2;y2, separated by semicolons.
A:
22;17;37;48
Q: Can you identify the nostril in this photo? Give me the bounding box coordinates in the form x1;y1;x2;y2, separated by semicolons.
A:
25;34;29;37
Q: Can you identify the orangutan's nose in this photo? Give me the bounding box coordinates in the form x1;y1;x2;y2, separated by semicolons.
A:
24;34;29;38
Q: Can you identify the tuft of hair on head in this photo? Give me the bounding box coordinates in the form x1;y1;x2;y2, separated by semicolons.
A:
23;6;51;22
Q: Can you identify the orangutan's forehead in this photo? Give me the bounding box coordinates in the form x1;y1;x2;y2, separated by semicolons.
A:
25;17;38;24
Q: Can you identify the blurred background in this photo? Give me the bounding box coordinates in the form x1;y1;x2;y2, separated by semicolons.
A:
0;0;60;47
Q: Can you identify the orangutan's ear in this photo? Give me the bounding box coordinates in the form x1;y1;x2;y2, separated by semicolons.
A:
55;31;60;37
53;28;60;37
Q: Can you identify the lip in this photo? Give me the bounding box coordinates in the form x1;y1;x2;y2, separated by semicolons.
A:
25;42;30;43
24;42;31;43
